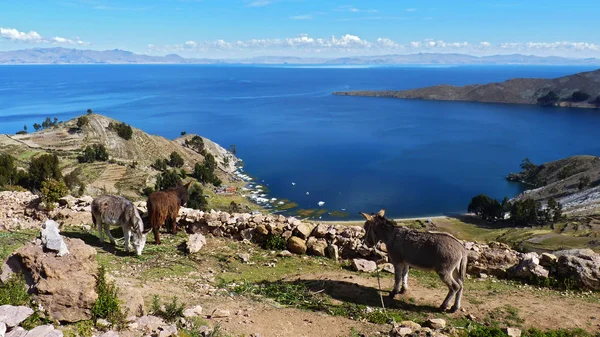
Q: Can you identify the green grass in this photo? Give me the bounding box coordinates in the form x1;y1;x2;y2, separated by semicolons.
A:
0;230;38;260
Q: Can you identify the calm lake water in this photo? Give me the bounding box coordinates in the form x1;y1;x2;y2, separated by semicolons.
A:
1;65;600;219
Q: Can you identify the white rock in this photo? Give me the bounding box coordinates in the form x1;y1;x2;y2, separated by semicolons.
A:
186;234;206;254
211;309;231;318
0;305;34;328
5;327;27;337
351;259;377;273
41;220;69;256
182;305;203;318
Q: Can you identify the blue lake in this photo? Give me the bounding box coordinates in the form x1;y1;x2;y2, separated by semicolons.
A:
1;65;600;219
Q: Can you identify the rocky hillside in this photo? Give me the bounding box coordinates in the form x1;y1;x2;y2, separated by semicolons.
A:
334;68;600;108
0;114;238;197
510;155;600;215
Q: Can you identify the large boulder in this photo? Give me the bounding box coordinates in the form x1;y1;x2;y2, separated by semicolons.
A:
1;237;98;322
306;237;327;257
0;305;34;328
554;249;600;290
351;259;377;273
466;241;520;277
287;237;307;255
186;233;206;254
294;223;315;240
509;252;549;280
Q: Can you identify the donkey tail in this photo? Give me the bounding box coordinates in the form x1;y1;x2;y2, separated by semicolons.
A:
459;251;468;282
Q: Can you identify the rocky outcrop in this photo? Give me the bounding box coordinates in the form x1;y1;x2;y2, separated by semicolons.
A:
554;249;600;290
0;306;63;337
465;241;520;278
1;237;98;322
0;191;45;231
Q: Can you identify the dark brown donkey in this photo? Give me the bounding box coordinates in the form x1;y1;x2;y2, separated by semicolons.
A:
147;181;191;244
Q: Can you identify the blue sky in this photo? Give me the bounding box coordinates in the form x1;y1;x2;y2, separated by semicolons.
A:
1;0;599;58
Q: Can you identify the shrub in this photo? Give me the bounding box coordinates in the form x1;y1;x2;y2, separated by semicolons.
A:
262;234;287;250
77;116;89;128
92;266;126;327
151;295;185;323
510;198;540;226
468;194;504;221
187;183;207;211
29;154;62;190
87;109;93;115
571;91;590;102
108;122;133;140
16;130;27;135
537;91;559;106
155;170;182;191
168;151;184;168
78;144;109;163
63;167;85;193
181;131;187;136
185;135;205;154
152;158;168;171
0;154;19;188
41;179;68;205
578;176;591;190
33;123;42;131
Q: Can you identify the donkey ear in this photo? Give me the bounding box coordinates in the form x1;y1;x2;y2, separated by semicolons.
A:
142;226;152;234
359;212;373;221
377;209;386;217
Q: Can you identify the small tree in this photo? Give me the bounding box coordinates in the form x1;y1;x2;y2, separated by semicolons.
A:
78;144;109;163
186;183;207;211
230;144;237;155
29;154;62;190
152;158;168;171
180;131;187;136
578;176;591;190
87;109;93;115
168;152;184;168
108;122;133;140
41;179;69;206
77;116;89;128
155;170;182;191
33;123;41;131
468;194;504;221
185;135;204;154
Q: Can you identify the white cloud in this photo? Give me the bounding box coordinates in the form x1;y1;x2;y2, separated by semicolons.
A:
1;26;88;45
480;41;492;48
0;27;43;42
405;8;417;12
290;14;313;20
335;5;378;13
500;41;600;52
247;0;272;7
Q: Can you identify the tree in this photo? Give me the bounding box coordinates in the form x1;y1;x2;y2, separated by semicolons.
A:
537;91;559;106
181;131;187;136
33;123;41;131
578;176;591;190
230;144;237;155
186;183;207;211
29;154;62;190
547;197;562;223
108;122;133;140
0;154;18;187
87;109;93;115
185;135;204;154
78;144;109;163
467;194;504;221
509;198;540;226
204;153;217;172
23;125;27;132
155;170;182;191
571;91;590;102
152;158;168;171
168;151;184;168
41;179;68;207
77;116;89;128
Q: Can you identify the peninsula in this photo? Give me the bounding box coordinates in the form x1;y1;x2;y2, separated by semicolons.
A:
334;68;600;109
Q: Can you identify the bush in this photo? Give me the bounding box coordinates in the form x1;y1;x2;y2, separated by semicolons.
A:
87;109;93;115
0;154;19;188
169;151;184;168
537;91;559;106
152;158;168;171
142;186;155;197
578;176;591;190
193;153;221;186
262;234;287;250
468;194;504;221
63;167;85;193
185;135;205;154
92;266;126;327
510;198;540;226
78;144;109;163
108;122;133;140
151;295;184;323
180;131;187;136
41;179;68;205
155;170;182;191
16;130;27;135
77;116;89;128
29;154;62;190
187;183;207;211
571;91;590;102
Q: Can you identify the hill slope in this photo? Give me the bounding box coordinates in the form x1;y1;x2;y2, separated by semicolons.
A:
334;68;600;108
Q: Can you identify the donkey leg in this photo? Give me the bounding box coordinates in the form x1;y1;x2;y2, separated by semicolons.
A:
400;265;410;294
439;272;460;311
96;218;104;243
389;263;405;298
104;223;116;245
450;268;464;312
123;227;131;252
153;224;161;245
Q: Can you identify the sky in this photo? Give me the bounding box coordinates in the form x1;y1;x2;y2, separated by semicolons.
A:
1;0;600;59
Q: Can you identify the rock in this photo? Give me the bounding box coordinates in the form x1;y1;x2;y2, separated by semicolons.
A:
380;263;394;274
466;241;520;278
186;234;206;254
504;327;522;337
510;252;549;280
98;332;119;337
306;238;327;257
0;322;5;337
398;321;421;330
41;220;69;256
96;319;111;329
117;286;145;317
294;223;315;240
277;250;293;257
424;318;446;329
555;249;600;290
0;305;34;328
23;325;59;337
340;226;365;239
135;315;166;333
281;230;293;241
311;224;330;238
183;305;203;318
240;229;253;241
325;244;339;261
238;253;250;263
158;325;178;337
255;225;269;236
351;259;377;273
5;327;27;337
540;253;557;268
287;237;307;255
77;195;94;206
211;309;231;318
0;238;98;323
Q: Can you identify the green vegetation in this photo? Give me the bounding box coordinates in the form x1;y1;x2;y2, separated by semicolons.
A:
29;153;62;190
193;153;221;186
187;183;208;210
0;153;28;189
181;131;187;136
92;266;127;328
0;273;30;306
507;158;543;187
41;178;69;206
142;186;155;197
185;135;205;154
77;116;89;128
108;121;133;140
578;176;591;190
468;194;505;221
155;169;182;191
152;158;168;171
40;117;60;129
87;109;93;115
168;151;184;168
78;144;109;163
570;91;590;102
468;193;562;226
537;91;560;106
151;295;185;323
262;233;287;250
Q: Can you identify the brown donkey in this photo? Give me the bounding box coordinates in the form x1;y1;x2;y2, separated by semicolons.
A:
147;181;191;244
360;209;468;312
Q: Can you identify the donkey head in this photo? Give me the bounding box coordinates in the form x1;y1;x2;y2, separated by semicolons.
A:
359;209;387;247
131;213;152;256
176;181;192;206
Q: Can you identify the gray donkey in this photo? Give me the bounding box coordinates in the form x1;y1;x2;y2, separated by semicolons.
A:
91;195;150;256
360;209;468;312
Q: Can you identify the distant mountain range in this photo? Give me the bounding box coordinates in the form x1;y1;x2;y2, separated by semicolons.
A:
1;47;600;65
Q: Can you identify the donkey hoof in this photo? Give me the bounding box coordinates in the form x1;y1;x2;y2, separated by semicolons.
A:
449;306;459;313
399;288;407;295
439;305;449;312
388;292;397;299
